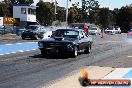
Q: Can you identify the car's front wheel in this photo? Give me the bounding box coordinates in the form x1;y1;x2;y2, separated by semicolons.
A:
84;43;91;54
71;47;78;58
22;37;25;40
35;35;39;40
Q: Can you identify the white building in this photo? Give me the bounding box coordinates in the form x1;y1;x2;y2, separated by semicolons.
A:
13;4;37;27
0;17;3;26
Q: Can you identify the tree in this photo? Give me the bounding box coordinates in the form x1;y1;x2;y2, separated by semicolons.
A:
88;6;100;24
116;5;132;32
3;0;34;17
98;8;113;28
82;0;99;13
112;8;119;26
36;1;55;25
0;2;10;17
81;0;99;22
68;5;83;23
4;0;34;4
56;6;66;22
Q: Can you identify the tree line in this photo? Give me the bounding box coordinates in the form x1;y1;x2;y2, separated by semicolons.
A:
0;0;131;32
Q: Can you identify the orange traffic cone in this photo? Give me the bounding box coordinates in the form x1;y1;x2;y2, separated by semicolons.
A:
81;68;88;78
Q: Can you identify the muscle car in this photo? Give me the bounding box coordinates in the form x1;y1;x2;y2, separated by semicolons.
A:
38;29;93;57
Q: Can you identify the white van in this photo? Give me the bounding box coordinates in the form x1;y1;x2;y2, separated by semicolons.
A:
89;27;101;35
105;27;121;34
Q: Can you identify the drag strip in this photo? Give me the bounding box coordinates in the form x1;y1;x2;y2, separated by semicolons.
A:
0;34;132;88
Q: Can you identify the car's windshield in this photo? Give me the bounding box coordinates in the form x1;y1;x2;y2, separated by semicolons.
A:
52;30;79;38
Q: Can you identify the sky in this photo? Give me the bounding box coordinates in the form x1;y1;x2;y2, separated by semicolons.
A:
33;0;132;10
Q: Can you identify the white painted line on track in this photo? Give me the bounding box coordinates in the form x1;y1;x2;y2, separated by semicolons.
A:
15;43;24;44
32;49;37;50
6;53;10;55
18;50;24;52
5;44;13;45
25;50;30;52
16;42;36;44
128;56;132;58
12;52;16;53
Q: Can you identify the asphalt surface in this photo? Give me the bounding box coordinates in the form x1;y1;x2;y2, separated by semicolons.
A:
0;33;132;88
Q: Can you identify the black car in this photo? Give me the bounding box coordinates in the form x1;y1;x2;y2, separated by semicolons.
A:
0;26;14;34
21;25;45;39
38;29;93;57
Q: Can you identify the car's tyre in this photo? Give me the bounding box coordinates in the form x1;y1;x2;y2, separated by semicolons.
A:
71;47;78;58
41;50;47;57
84;44;91;54
22;37;25;40
35;35;39;40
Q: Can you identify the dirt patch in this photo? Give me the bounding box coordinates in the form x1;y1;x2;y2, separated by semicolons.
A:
0;34;19;39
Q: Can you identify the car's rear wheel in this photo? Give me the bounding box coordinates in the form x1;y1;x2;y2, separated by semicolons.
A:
71;47;78;58
84;43;91;54
35;35;39;40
